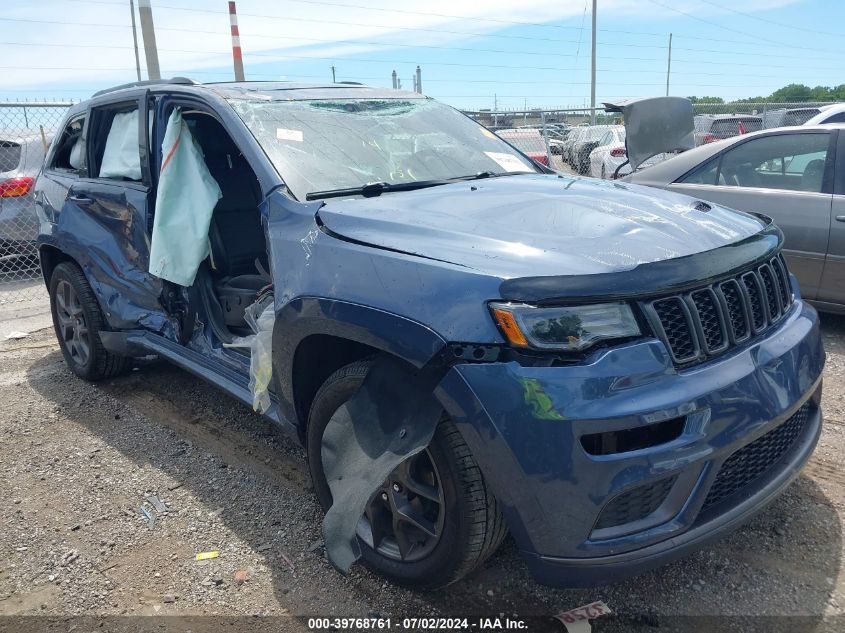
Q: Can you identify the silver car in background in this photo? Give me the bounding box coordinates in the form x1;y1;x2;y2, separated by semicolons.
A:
627;124;845;313
588;127;667;179
1;133;49;275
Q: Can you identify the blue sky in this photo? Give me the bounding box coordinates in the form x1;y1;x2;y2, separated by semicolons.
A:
1;0;841;110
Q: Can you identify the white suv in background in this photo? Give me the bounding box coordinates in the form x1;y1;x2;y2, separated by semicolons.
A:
804;103;845;125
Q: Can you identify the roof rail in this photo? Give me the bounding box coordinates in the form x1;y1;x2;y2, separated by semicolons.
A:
92;77;197;97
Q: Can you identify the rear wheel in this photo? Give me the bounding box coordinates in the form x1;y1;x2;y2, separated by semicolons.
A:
49;261;131;381
307;360;508;588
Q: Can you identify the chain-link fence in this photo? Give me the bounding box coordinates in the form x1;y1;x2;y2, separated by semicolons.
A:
0;102;72;319
0;97;840;325
463;101;839;179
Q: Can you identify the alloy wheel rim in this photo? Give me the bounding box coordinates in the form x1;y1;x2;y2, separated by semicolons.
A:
55;280;90;366
355;448;445;563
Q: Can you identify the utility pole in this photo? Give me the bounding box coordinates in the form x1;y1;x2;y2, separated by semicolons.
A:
129;0;142;81
590;0;597;125
228;2;245;81
138;0;161;80
331;65;336;83
665;32;673;96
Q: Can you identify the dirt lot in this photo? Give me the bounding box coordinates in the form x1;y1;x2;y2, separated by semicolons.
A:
0;313;844;632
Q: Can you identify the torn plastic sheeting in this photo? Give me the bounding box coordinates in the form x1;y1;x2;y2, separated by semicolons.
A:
148;107;222;286
99;110;142;180
224;294;275;413
320;355;444;573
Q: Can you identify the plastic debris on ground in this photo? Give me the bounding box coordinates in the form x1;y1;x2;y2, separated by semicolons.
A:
140;494;169;530
4;331;28;340
195;551;220;561
140;504;156;530
145;494;167;513
224;293;275;413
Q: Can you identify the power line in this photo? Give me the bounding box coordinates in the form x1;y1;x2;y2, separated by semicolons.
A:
695;0;845;38
642;0;829;52
47;1;845;58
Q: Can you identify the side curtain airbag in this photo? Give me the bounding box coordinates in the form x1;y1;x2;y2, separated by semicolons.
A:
99;110;142;180
149;108;222;286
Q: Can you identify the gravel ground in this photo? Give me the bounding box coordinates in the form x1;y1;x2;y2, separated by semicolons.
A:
0;313;844;632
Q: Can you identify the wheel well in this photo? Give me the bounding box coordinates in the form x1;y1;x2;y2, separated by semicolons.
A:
38;245;74;286
292;334;378;441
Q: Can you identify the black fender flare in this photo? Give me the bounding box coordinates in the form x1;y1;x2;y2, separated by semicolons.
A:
271;297;448;427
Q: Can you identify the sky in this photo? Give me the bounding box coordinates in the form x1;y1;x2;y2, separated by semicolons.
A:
1;0;842;110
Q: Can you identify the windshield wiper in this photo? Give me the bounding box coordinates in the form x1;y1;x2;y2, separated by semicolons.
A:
305;172;517;201
306;179;452;201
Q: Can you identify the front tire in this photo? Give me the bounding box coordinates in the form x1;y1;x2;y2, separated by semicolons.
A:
49;261;131;381
307;360;507;589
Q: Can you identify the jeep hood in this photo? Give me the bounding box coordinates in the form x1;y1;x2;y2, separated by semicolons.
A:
315;174;767;279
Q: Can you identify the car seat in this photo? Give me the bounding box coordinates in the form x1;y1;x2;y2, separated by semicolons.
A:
801;159;825;192
190;115;269;327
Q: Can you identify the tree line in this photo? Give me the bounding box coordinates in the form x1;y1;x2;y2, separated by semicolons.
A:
688;83;845;104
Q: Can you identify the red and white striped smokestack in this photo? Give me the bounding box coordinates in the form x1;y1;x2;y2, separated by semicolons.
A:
229;1;245;81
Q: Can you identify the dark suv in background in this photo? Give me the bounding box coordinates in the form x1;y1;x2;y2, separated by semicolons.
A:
694;114;763;145
34;79;824;588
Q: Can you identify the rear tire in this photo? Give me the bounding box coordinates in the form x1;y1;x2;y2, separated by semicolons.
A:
49;261;132;381
307;360;507;589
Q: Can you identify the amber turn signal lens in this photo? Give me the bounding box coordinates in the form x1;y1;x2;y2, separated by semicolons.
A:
491;307;529;347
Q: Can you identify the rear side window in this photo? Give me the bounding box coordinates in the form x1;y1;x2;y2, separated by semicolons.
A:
679;155;720;185
683;133;831;192
50;116;85;172
711;118;762;135
822;111;845;124
88;103;142;181
0;141;21;174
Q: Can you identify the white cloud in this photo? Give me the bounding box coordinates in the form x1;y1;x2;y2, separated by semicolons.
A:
0;0;807;92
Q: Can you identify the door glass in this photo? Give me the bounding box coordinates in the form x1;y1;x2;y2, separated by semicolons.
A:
50;116;86;172
91;105;142;182
678;155;720;185
718;133;829;192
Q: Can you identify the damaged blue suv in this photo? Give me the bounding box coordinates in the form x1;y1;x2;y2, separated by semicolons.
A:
35;79;824;589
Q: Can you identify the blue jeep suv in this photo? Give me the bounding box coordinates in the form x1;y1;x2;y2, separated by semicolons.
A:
34;79;825;589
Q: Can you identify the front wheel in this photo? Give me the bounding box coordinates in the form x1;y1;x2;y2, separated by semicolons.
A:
307;360;508;589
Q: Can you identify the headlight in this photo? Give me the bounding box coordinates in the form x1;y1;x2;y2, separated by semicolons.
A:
489;302;640;351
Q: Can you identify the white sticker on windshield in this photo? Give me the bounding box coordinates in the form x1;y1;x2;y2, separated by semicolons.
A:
276;128;304;142
484;151;532;173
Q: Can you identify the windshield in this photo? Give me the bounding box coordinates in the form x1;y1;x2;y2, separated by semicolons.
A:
229;98;538;199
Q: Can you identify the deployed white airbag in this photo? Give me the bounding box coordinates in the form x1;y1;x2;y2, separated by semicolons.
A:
69;139;84;170
99;110;142;180
149;108;222;286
